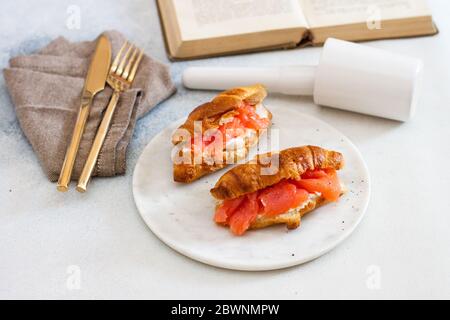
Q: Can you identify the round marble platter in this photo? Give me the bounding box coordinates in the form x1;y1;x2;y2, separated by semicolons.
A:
133;104;370;271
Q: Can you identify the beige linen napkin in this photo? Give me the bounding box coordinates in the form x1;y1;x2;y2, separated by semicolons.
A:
3;30;175;181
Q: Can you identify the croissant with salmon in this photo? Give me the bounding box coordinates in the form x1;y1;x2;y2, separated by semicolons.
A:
172;85;272;183
210;146;346;235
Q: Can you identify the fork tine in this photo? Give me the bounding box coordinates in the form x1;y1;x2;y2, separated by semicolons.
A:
127;49;144;83
116;44;133;77
111;41;128;73
122;46;139;80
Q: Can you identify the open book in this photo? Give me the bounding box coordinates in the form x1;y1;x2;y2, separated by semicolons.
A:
157;0;437;60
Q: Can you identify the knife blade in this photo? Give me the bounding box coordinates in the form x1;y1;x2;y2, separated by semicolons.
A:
84;36;112;95
57;35;112;192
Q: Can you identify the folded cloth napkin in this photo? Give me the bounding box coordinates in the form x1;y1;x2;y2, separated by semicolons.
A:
3;30;175;181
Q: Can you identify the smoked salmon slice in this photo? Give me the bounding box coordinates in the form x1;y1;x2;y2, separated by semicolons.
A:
301;169;328;179
229;193;259;236
294;169;341;202
291;188;310;209
237;104;270;130
214;196;245;224
193;103;269;155
258;181;298;216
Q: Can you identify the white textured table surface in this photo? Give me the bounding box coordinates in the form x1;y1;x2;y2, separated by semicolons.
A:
1;0;449;299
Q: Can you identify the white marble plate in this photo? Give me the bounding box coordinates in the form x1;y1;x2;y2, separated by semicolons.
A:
133;104;370;271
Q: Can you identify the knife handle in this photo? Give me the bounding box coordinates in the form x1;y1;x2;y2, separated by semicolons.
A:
76;90;120;193
57;92;93;192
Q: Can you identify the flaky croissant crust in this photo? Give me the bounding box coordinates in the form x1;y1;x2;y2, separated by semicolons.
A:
210;146;344;200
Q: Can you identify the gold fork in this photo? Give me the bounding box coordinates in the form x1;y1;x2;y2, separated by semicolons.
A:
76;42;144;193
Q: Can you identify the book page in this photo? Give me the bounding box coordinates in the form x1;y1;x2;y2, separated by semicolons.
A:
172;0;308;40
299;0;431;28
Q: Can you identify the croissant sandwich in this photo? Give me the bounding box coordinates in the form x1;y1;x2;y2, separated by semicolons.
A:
172;84;272;183
210;146;345;236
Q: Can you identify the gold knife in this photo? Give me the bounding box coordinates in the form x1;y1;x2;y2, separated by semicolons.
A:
57;35;112;192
